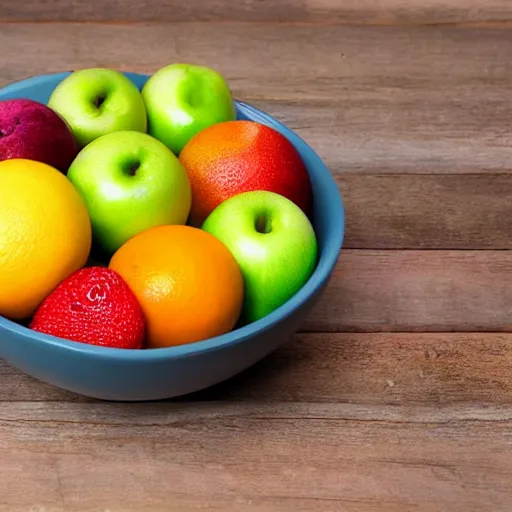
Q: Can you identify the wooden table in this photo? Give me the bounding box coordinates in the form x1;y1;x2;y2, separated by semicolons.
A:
2;1;512;510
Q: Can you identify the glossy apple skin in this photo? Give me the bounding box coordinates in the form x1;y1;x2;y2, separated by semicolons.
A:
179;120;312;227
48;68;147;148
141;63;236;155
67;130;191;256
0;98;78;173
202;190;318;324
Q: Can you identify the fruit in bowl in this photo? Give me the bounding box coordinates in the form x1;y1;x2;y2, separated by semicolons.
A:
48;68;147;148
0;98;78;172
179;119;312;226
31;267;145;350
0;159;91;320
109;224;244;348
0;69;344;401
141;63;236;155
67;130;192;256
202;190;318;324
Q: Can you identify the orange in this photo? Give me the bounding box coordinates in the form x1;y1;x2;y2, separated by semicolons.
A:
0;159;92;320
179;120;311;226
109;224;244;348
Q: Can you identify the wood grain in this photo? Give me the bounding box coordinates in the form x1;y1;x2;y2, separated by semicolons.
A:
1;401;512;512
2;250;512;345
3;333;512;406
1;5;511;510
1;23;512;174
305;250;512;332
338;175;512;249
1;0;512;24
0;250;511;344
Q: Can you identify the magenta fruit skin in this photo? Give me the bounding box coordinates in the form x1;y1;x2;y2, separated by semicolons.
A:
0;98;78;173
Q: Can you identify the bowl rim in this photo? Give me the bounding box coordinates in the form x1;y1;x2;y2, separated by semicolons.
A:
0;71;345;361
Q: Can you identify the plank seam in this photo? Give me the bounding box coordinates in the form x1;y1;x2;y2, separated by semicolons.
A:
1;20;512;29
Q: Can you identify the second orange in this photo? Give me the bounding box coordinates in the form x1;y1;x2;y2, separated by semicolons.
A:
109;224;244;348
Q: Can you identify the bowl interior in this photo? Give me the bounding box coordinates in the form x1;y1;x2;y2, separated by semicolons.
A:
0;72;345;360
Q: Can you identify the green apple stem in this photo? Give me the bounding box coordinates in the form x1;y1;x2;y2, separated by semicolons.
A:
124;160;141;177
94;94;107;109
255;214;272;234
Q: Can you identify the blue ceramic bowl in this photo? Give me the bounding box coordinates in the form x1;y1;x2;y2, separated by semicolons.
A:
0;72;344;401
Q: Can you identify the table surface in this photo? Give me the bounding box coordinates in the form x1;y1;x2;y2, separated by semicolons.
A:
2;1;512;510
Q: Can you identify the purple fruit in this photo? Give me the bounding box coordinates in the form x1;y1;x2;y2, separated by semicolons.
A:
0;98;78;173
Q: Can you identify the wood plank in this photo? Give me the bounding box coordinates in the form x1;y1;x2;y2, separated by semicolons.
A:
2;251;512;344
338;175;512;249
159;333;512;406
1;249;511;336
1;401;512;511
253;97;512;174
2;161;512;251
3;333;512;405
1;0;512;24
305;250;512;332
1;23;512;173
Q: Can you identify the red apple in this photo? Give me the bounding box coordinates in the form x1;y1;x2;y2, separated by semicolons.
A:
0;98;78;173
179;120;312;226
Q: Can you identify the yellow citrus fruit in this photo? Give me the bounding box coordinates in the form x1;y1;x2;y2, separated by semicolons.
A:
109;224;244;348
0;159;92;320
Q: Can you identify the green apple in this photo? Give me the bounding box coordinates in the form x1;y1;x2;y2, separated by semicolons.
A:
141;63;236;155
67;130;191;256
48;68;147;148
202;190;318;324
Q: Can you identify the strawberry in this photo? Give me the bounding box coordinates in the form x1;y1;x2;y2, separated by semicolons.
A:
30;266;145;349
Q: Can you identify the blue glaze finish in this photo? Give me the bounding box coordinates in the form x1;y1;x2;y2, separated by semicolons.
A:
0;72;345;401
